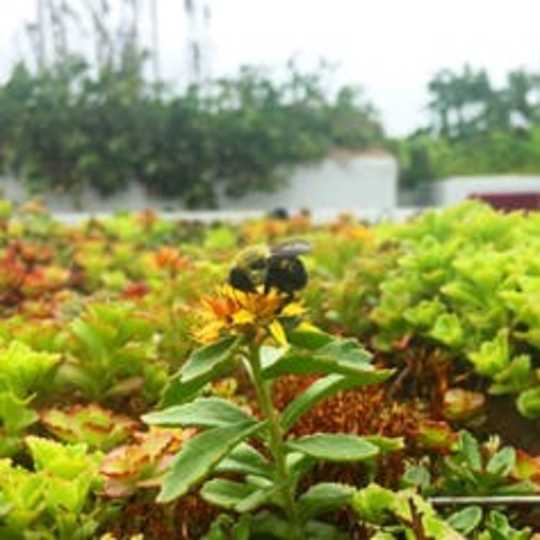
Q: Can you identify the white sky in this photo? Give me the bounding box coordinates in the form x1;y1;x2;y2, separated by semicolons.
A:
1;0;540;135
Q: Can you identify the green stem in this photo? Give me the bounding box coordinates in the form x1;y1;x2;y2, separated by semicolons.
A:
248;344;305;540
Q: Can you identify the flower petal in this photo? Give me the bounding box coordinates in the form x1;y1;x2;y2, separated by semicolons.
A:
281;302;305;317
269;320;288;347
233;309;255;325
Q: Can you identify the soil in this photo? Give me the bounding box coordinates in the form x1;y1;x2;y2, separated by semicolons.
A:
481;396;540;454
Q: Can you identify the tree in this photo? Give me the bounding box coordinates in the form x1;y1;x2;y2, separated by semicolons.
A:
427;65;492;139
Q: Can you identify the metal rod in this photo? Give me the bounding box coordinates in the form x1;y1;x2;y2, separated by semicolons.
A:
429;496;540;506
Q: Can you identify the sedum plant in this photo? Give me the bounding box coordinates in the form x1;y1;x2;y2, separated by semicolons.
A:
0;341;60;456
99;427;189;497
367;202;540;420
447;508;536;540
402;430;540;499
353;483;538;539
353;483;464;539
40;403;139;451
433;431;539;497
57;302;168;402
143;283;399;539
0;436;106;540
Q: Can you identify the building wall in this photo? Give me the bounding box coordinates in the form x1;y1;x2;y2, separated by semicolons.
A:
433;176;540;206
217;154;397;211
0;153;398;213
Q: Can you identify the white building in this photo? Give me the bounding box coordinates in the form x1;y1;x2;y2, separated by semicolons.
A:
0;151;398;215
432;176;540;207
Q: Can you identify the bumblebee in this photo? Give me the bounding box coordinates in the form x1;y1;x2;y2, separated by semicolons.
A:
229;240;311;297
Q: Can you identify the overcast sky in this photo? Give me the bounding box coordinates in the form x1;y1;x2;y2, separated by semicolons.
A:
1;0;540;135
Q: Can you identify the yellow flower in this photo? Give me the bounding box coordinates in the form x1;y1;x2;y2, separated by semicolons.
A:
194;284;304;344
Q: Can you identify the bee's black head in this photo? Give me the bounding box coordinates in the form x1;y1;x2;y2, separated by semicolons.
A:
229;267;257;293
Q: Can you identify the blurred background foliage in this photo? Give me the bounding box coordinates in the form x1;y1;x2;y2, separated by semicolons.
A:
2;1;540;205
398;65;540;190
0;53;384;207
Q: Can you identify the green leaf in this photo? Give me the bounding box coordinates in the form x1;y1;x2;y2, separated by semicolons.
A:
495;480;537;495
317;339;373;364
160;374;219;408
363;436;404;453
259;346;287;371
250;511;292;540
460;431;482;472
232;515;251;540
235;484;276;512
0;392;38;434
201;479;258;510
298;482;355;520
371;533;396;540
489;355;532;396
262;352;385;380
160;338;239;407
201;514;252;540
25;436;101;481
486;447;515;476
287;451;316;481
517;386;540;418
143;397;256;428
423;513;465;539
0;341;60;398
404;299;446;329
428;313;464;347
286;434;379;463
70;320;107;363
262;337;372;380
215;443;272;478
0;436;24;458
401;465;431;490
157;420;264;503
45;475;93;514
262;347;381;381
181;337;239;382
281;372;394;432
202;515;235;540
0;493;12;518
468;329;510;377
483;510;531;540
305;520;349;539
447;506;482;535
352;483;396;524
287;330;334;350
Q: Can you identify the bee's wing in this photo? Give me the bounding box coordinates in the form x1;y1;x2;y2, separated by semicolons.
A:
270;240;311;257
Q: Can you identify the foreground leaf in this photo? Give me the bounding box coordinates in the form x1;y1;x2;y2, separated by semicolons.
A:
157;420;265;503
286;434;379;462
160;338;239;407
262;351;380;380
181;337;239;382
447;506;482;535
298;482;355;520
201;479;258;510
215;443;272;478
143;397;256;429
517;386;540;419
